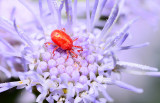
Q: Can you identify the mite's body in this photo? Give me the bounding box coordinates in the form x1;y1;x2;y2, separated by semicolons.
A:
45;29;83;60
51;30;73;50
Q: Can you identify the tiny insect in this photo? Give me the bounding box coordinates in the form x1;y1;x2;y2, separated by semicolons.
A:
45;28;83;61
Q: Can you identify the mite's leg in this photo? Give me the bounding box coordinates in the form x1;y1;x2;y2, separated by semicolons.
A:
65;50;70;61
73;38;78;42
44;42;55;47
61;28;66;32
73;45;83;52
52;46;59;56
70;50;78;58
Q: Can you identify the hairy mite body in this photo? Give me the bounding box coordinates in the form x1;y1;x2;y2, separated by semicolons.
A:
45;29;83;60
51;30;73;50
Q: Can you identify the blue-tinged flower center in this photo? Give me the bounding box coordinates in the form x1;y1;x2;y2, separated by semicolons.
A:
33;34;99;82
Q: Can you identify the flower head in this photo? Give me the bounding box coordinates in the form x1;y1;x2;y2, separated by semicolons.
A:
0;0;160;103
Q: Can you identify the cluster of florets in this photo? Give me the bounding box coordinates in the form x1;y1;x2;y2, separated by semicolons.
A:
24;30;116;102
34;34;97;81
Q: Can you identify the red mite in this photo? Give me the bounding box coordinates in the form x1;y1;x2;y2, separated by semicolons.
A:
45;28;83;60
